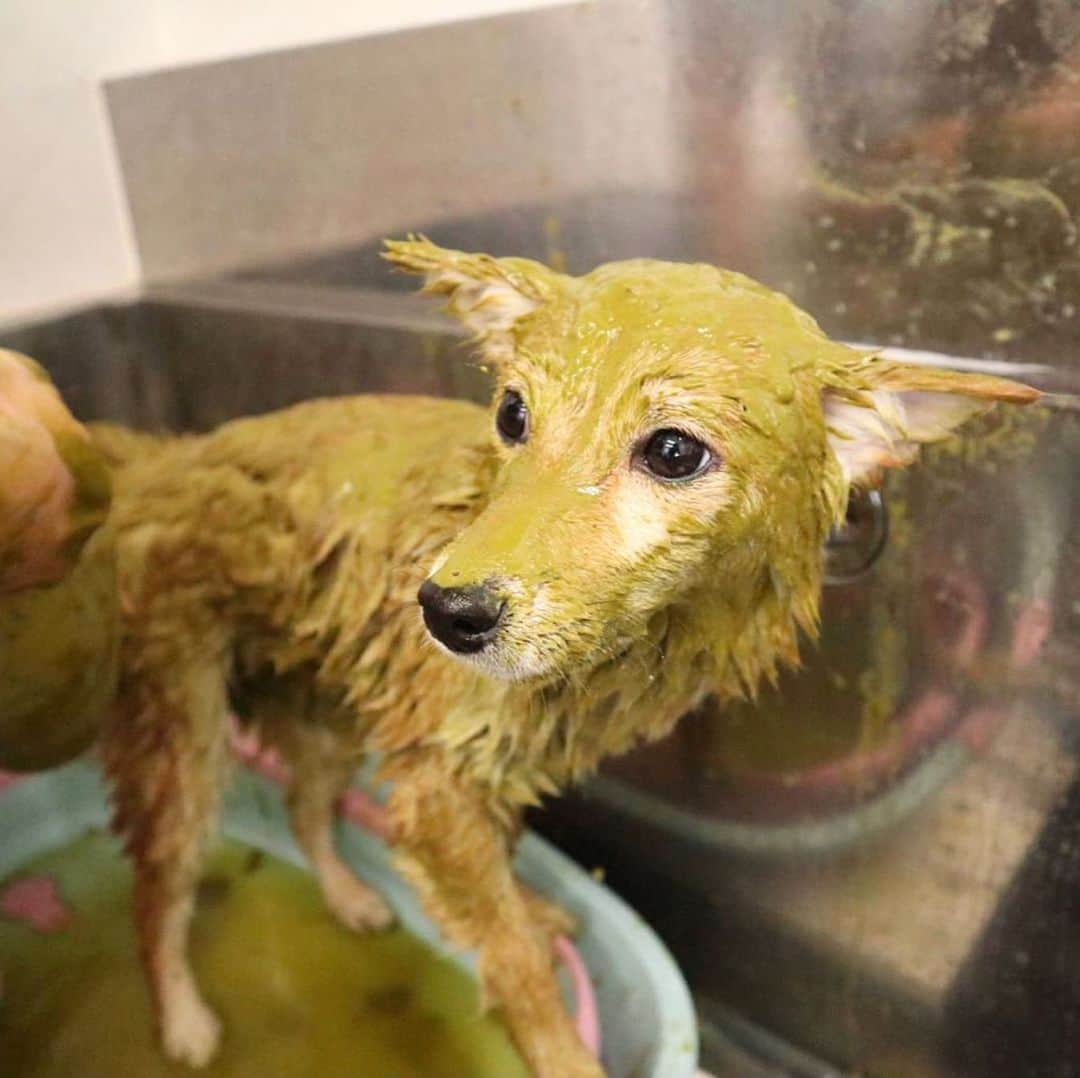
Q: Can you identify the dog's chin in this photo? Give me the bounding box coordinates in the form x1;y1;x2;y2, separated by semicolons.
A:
426;634;558;683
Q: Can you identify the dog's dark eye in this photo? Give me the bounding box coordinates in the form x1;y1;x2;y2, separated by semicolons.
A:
640;428;712;481
496;390;529;444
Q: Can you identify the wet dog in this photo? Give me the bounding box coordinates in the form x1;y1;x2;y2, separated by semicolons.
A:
95;240;1038;1076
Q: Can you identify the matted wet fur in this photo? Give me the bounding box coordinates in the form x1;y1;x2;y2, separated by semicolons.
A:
96;240;1039;1076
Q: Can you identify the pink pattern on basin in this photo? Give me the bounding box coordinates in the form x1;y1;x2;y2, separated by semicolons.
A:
1;874;70;934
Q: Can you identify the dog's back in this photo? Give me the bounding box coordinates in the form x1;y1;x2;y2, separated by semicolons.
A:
102;393;496;742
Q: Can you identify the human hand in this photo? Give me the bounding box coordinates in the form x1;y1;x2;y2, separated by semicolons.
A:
0;350;110;593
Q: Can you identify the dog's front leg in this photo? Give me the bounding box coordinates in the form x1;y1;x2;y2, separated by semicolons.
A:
386;753;603;1078
276;723;394;932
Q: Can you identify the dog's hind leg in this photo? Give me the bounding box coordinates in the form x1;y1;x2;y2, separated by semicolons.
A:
105;656;231;1068
279;723;393;932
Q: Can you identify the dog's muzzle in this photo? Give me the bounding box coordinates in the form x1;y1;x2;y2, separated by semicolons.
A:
417;579;505;654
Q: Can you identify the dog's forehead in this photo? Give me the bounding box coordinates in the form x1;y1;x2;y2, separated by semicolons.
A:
518;259;834;404
575;260;818;337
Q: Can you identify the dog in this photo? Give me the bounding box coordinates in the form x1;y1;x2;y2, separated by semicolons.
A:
88;239;1039;1077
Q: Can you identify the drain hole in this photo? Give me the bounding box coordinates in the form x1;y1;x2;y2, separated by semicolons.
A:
825;488;888;583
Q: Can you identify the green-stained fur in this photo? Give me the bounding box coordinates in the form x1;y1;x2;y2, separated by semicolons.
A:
42;242;1040;1076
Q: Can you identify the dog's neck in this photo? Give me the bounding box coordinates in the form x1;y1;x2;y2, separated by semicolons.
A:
291;435;825;814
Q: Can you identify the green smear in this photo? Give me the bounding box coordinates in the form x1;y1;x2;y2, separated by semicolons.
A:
0;832;528;1078
0;525;118;771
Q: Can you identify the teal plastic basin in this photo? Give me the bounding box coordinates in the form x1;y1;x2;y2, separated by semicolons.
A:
0;761;697;1077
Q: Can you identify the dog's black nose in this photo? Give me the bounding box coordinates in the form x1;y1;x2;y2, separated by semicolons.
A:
417;579;504;654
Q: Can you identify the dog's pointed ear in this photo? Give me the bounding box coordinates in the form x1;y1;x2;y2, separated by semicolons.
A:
823;358;1041;487
383;236;561;341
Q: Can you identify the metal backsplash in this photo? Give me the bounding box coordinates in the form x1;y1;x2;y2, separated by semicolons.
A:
108;0;1080;372
104;1;678;283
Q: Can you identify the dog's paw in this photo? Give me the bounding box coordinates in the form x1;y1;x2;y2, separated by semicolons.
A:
523;888;578;943
322;868;394;933
161;994;222;1069
530;1038;605;1078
